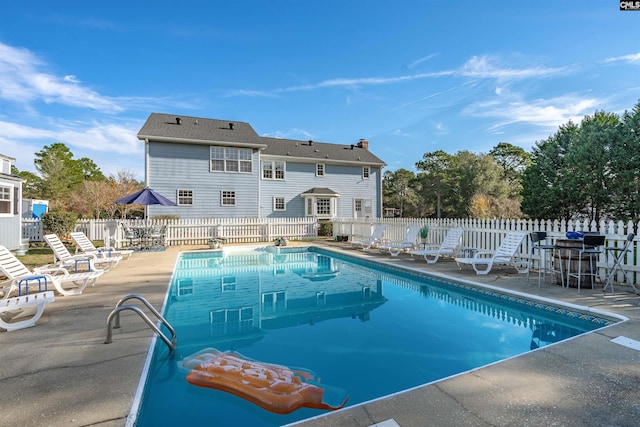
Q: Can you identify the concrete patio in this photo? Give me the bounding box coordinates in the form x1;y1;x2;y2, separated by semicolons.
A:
1;241;639;427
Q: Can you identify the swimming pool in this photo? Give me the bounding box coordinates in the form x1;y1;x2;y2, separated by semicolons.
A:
129;246;620;426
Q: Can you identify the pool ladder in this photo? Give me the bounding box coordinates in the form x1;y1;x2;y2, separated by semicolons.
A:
105;294;177;353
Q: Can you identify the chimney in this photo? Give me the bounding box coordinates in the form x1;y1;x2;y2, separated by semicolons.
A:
229;122;234;130
357;139;369;150
176;117;182;125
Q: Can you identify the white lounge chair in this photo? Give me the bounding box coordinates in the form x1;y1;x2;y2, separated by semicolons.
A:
0;291;55;331
44;234;120;272
455;231;529;275
351;224;387;251
378;225;421;256
70;232;133;260
410;228;464;264
0;245;103;297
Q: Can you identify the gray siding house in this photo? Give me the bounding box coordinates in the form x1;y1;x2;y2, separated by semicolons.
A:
0;154;24;251
137;113;386;220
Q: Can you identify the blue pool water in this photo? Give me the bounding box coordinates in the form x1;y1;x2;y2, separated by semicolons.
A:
132;247;617;426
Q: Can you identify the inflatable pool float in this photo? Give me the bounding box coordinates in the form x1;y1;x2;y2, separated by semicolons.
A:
182;348;349;414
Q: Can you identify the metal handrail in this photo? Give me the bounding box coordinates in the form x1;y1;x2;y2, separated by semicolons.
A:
104;294;176;353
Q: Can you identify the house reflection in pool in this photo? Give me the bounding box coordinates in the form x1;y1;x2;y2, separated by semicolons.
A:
168;250;387;346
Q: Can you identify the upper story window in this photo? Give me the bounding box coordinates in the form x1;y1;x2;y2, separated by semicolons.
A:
177;189;193;206
210;147;252;173
362;166;370;179
0;185;11;214
262;161;286;180
316;163;325;177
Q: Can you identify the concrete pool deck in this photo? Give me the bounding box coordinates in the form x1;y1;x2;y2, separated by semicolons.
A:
1;241;639;426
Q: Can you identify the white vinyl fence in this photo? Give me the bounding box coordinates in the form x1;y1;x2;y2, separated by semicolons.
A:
333;217;640;289
21;216;640;288
22;217;320;247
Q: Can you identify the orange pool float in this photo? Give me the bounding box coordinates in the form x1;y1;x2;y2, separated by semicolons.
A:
182;348;349;414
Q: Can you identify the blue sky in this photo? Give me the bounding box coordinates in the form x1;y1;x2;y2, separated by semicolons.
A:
1;1;639;180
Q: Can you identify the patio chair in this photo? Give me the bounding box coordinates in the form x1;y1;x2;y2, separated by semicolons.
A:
455;232;528;275
0;245;103;297
70;232;133;260
566;234;606;293
378;225;422;256
146;225;167;249
603;232;638;294
410;228;464;264
44;234;120;272
0;290;55;331
350;224;387;251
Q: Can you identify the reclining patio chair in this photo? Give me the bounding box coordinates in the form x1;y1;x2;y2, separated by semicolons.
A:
44;234;120;272
410;228;464;264
455;231;528;275
70;232;133;260
0;289;55;331
378;225;421;256
351;224;387;251
0;245;102;297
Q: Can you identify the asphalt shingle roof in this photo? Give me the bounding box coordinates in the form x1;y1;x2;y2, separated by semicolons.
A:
138;113;386;166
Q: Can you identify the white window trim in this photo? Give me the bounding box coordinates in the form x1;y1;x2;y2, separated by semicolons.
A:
177;189;194;206
261;160;286;180
221;190;236;206
273;196;286;211
303;195;338;219
0;184;13;217
362;166;370;179
210;147;252;173
316;163;325;177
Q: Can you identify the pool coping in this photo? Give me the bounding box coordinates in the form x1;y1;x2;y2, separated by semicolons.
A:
2;242;639;427
127;244;630;426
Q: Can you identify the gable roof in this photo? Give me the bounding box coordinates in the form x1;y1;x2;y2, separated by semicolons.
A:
138;113;386;166
138;113;266;148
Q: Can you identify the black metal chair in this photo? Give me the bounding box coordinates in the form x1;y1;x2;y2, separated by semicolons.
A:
527;231;560;287
603;233;637;294
566;234;606;293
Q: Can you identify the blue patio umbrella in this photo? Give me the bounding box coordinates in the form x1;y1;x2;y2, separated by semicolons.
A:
115;187;176;206
115;187;176;224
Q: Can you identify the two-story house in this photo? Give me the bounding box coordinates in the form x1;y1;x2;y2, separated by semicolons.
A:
137;113;386;220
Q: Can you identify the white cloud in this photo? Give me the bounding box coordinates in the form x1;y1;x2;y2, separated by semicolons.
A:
262;128;316;140
604;52;640;64
458;55;568;80
467;95;600;131
0;41;122;112
407;53;438;69
0;119;141;155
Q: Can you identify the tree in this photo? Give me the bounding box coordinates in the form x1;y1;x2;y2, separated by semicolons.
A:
383;169;418;217
489;142;531;198
415;150;454;218
609;101;640;220
521;122;579;220
33;143;86;209
564;111;619;222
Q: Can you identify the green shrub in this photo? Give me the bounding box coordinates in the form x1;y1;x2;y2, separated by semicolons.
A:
318;221;333;236
41;211;78;237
